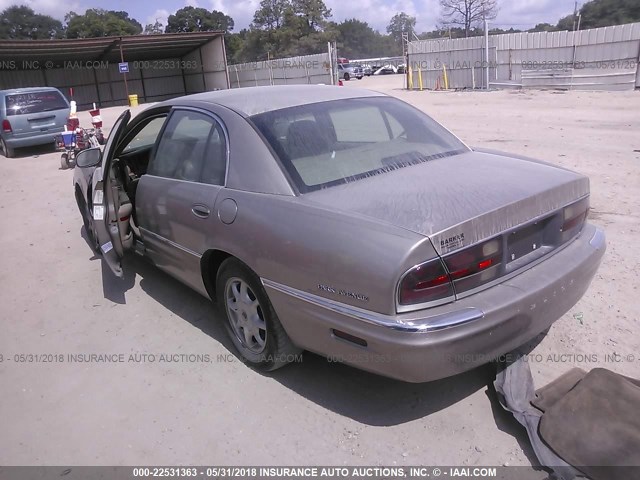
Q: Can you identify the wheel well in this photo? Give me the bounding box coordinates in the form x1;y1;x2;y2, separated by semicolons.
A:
201;249;233;302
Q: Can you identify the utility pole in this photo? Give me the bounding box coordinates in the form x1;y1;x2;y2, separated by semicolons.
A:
484;12;490;90
119;37;129;102
572;1;578;31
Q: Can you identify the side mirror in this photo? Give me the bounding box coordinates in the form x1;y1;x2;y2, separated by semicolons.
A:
76;147;101;168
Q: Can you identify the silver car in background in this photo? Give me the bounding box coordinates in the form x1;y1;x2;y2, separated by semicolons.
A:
73;85;605;383
0;87;70;157
338;63;364;81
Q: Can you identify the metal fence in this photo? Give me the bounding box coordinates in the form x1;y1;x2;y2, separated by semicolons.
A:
227;52;333;88
407;22;640;91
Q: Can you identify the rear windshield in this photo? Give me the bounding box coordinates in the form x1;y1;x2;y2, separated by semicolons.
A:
5;91;68;116
251;97;468;193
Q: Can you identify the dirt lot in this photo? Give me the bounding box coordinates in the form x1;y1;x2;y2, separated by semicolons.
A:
0;77;638;471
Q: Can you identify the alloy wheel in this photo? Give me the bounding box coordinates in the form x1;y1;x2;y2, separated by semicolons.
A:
225;277;267;354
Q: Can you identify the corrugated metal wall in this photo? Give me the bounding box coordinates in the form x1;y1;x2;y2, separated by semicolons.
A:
228;52;332;88
0;37;229;110
408;22;640;90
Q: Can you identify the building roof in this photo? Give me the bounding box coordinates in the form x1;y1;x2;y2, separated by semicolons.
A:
0;32;224;64
170;85;386;117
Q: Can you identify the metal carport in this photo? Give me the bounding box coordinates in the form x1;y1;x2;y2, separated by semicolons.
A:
0;32;230;109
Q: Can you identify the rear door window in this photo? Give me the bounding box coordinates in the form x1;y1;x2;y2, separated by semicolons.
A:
148;110;226;185
5;91;68;116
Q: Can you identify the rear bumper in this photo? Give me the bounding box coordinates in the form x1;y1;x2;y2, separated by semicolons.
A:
3;128;64;148
264;223;606;383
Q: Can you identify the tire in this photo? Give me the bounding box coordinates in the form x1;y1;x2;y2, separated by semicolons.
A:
358;77;363;80
0;138;14;158
344;73;350;81
216;258;301;371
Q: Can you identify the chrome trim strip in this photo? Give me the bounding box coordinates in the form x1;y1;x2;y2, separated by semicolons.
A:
261;278;484;333
140;228;202;259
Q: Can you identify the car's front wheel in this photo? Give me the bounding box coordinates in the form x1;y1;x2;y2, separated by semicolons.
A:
217;258;301;371
343;72;350;81
0;138;15;158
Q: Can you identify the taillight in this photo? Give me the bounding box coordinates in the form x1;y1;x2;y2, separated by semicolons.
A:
561;197;589;242
398;258;454;306
444;238;503;295
2;119;11;133
398;237;503;308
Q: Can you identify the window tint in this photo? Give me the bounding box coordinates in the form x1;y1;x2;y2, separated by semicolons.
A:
251;97;468;193
5;90;68;116
148;110;226;185
122;116;166;152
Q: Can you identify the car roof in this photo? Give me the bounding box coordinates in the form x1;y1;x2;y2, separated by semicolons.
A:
0;87;62;95
161;85;386;117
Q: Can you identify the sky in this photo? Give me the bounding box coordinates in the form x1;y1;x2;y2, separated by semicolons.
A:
0;0;581;33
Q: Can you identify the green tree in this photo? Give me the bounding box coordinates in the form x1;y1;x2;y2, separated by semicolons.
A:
253;0;290;29
165;6;234;33
240;0;334;61
292;0;331;31
336;19;379;58
144;20;164;35
0;5;63;39
386;12;416;47
529;23;559;32
65;9;142;38
578;0;640;28
439;0;498;37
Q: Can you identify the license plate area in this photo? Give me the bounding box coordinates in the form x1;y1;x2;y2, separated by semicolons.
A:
508;221;546;263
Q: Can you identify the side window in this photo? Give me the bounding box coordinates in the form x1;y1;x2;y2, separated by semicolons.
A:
148;110;226;185
200;124;227;186
122;116;166;152
329;106;390;143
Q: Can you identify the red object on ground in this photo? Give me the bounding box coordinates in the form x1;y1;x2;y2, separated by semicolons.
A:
89;109;102;128
338;80;344;86
66;118;80;131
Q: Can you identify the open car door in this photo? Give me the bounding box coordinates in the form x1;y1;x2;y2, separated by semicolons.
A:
91;110;131;277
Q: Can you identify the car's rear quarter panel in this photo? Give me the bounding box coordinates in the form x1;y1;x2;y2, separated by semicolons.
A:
207;190;434;316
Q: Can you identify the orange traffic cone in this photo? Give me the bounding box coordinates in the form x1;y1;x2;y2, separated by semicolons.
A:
338;80;344;86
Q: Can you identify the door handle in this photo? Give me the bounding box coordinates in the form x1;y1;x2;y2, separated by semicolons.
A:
191;204;210;218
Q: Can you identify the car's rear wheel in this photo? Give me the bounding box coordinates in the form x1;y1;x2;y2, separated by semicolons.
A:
216;258;301;371
344;72;350;81
0;138;14;158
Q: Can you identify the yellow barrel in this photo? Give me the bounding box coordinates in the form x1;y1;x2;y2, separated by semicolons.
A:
128;94;139;107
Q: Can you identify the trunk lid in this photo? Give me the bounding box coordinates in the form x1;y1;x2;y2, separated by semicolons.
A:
303;150;589;255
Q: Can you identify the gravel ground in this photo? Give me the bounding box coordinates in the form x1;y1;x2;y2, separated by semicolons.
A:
0;77;638;470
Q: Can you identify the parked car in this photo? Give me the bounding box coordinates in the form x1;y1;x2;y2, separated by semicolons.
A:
361;64;373;76
397;64;406;74
374;65;397;75
338;63;364;81
0;87;70;158
73;85;605;383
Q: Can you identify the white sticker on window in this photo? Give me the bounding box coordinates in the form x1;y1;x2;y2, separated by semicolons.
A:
93;205;104;220
101;242;113;254
93;190;103;204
